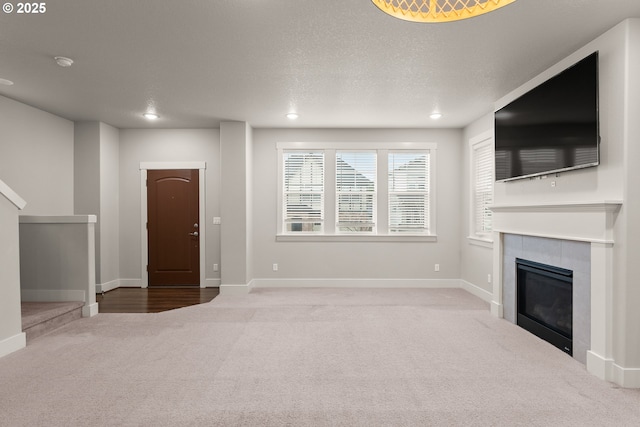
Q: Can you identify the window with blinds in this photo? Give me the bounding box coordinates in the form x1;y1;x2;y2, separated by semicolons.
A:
283;151;324;232
278;142;436;238
472;141;493;237
336;151;377;233
388;152;429;233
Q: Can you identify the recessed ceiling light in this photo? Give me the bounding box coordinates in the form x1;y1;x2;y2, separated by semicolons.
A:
286;113;299;120
430;112;443;120
54;56;74;67
143;112;159;120
0;78;13;86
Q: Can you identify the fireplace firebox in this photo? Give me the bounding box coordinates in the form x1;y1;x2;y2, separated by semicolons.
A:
516;258;573;356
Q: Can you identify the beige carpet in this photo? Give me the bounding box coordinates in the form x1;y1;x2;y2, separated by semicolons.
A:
1;287;639;426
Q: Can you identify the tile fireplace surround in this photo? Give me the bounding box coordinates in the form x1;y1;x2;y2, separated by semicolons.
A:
502;234;590;363
490;201;622;383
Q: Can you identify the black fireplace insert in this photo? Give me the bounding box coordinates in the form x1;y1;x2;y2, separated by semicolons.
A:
516;258;573;356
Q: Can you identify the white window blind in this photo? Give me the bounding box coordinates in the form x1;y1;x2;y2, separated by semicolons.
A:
473;142;493;236
336;151;377;233
283;151;324;232
388;152;429;233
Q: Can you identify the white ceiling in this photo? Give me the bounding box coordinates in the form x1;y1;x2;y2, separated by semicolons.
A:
1;0;639;129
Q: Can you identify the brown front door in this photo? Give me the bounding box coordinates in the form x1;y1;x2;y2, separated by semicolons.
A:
147;169;200;286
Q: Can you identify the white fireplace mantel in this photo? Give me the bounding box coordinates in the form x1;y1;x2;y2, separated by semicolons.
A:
489;200;625;385
490;201;622;244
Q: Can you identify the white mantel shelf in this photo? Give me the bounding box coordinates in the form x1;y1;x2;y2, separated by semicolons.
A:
489;201;622;245
490;201;622;213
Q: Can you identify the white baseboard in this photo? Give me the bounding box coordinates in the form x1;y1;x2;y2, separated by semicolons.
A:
459;280;493;303
21;289;86;302
203;278;221;288
250;278;461;289
220;283;254;295
587;350;613;382
82;302;99;317
491;301;503;318
612;363;640;388
96;279;120;294
118;279;144;288
588;350;640;388
0;332;26;359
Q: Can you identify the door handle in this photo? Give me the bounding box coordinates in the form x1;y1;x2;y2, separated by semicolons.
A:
189;231;199;237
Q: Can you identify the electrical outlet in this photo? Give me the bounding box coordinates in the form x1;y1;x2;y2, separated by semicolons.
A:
213;264;219;272
213;217;221;224
434;264;440;272
273;263;278;271
488;273;492;283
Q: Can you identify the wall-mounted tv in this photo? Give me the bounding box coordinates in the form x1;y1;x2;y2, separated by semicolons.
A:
494;51;599;182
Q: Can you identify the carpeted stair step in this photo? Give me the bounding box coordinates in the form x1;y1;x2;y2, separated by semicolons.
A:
21;301;85;342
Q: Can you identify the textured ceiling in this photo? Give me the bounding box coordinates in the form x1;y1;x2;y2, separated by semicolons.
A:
1;0;639;129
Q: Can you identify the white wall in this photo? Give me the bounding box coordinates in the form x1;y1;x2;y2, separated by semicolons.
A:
618;18;640;369
118;129;220;285
0;95;74;215
251;128;463;284
460;113;494;293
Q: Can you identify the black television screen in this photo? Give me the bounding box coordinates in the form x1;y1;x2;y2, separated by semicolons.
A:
494;52;599;182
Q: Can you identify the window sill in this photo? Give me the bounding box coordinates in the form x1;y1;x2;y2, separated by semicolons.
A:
276;234;438;242
467;236;493;248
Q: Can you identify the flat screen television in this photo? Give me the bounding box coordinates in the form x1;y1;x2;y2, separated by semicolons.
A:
494;51;599;182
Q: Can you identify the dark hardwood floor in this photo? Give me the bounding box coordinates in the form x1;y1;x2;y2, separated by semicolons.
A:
96;287;219;313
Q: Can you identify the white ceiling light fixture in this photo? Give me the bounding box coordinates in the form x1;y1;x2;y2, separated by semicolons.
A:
430;112;443;119
143;112;159;120
54;56;74;67
0;78;14;86
371;0;517;23
286;113;299;120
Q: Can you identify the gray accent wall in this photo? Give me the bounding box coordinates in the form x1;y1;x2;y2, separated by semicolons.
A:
74;122;120;287
220;122;253;286
0;189;23;355
118;129;221;284
0;95;74;215
99;123;120;285
251;128;463;282
460;113;494;293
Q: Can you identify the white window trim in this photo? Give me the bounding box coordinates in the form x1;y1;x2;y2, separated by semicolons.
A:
281;150;325;234
336;150;377;234
468;130;494;247
276;142;437;242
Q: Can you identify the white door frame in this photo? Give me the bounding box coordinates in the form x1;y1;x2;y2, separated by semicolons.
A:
139;161;206;288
